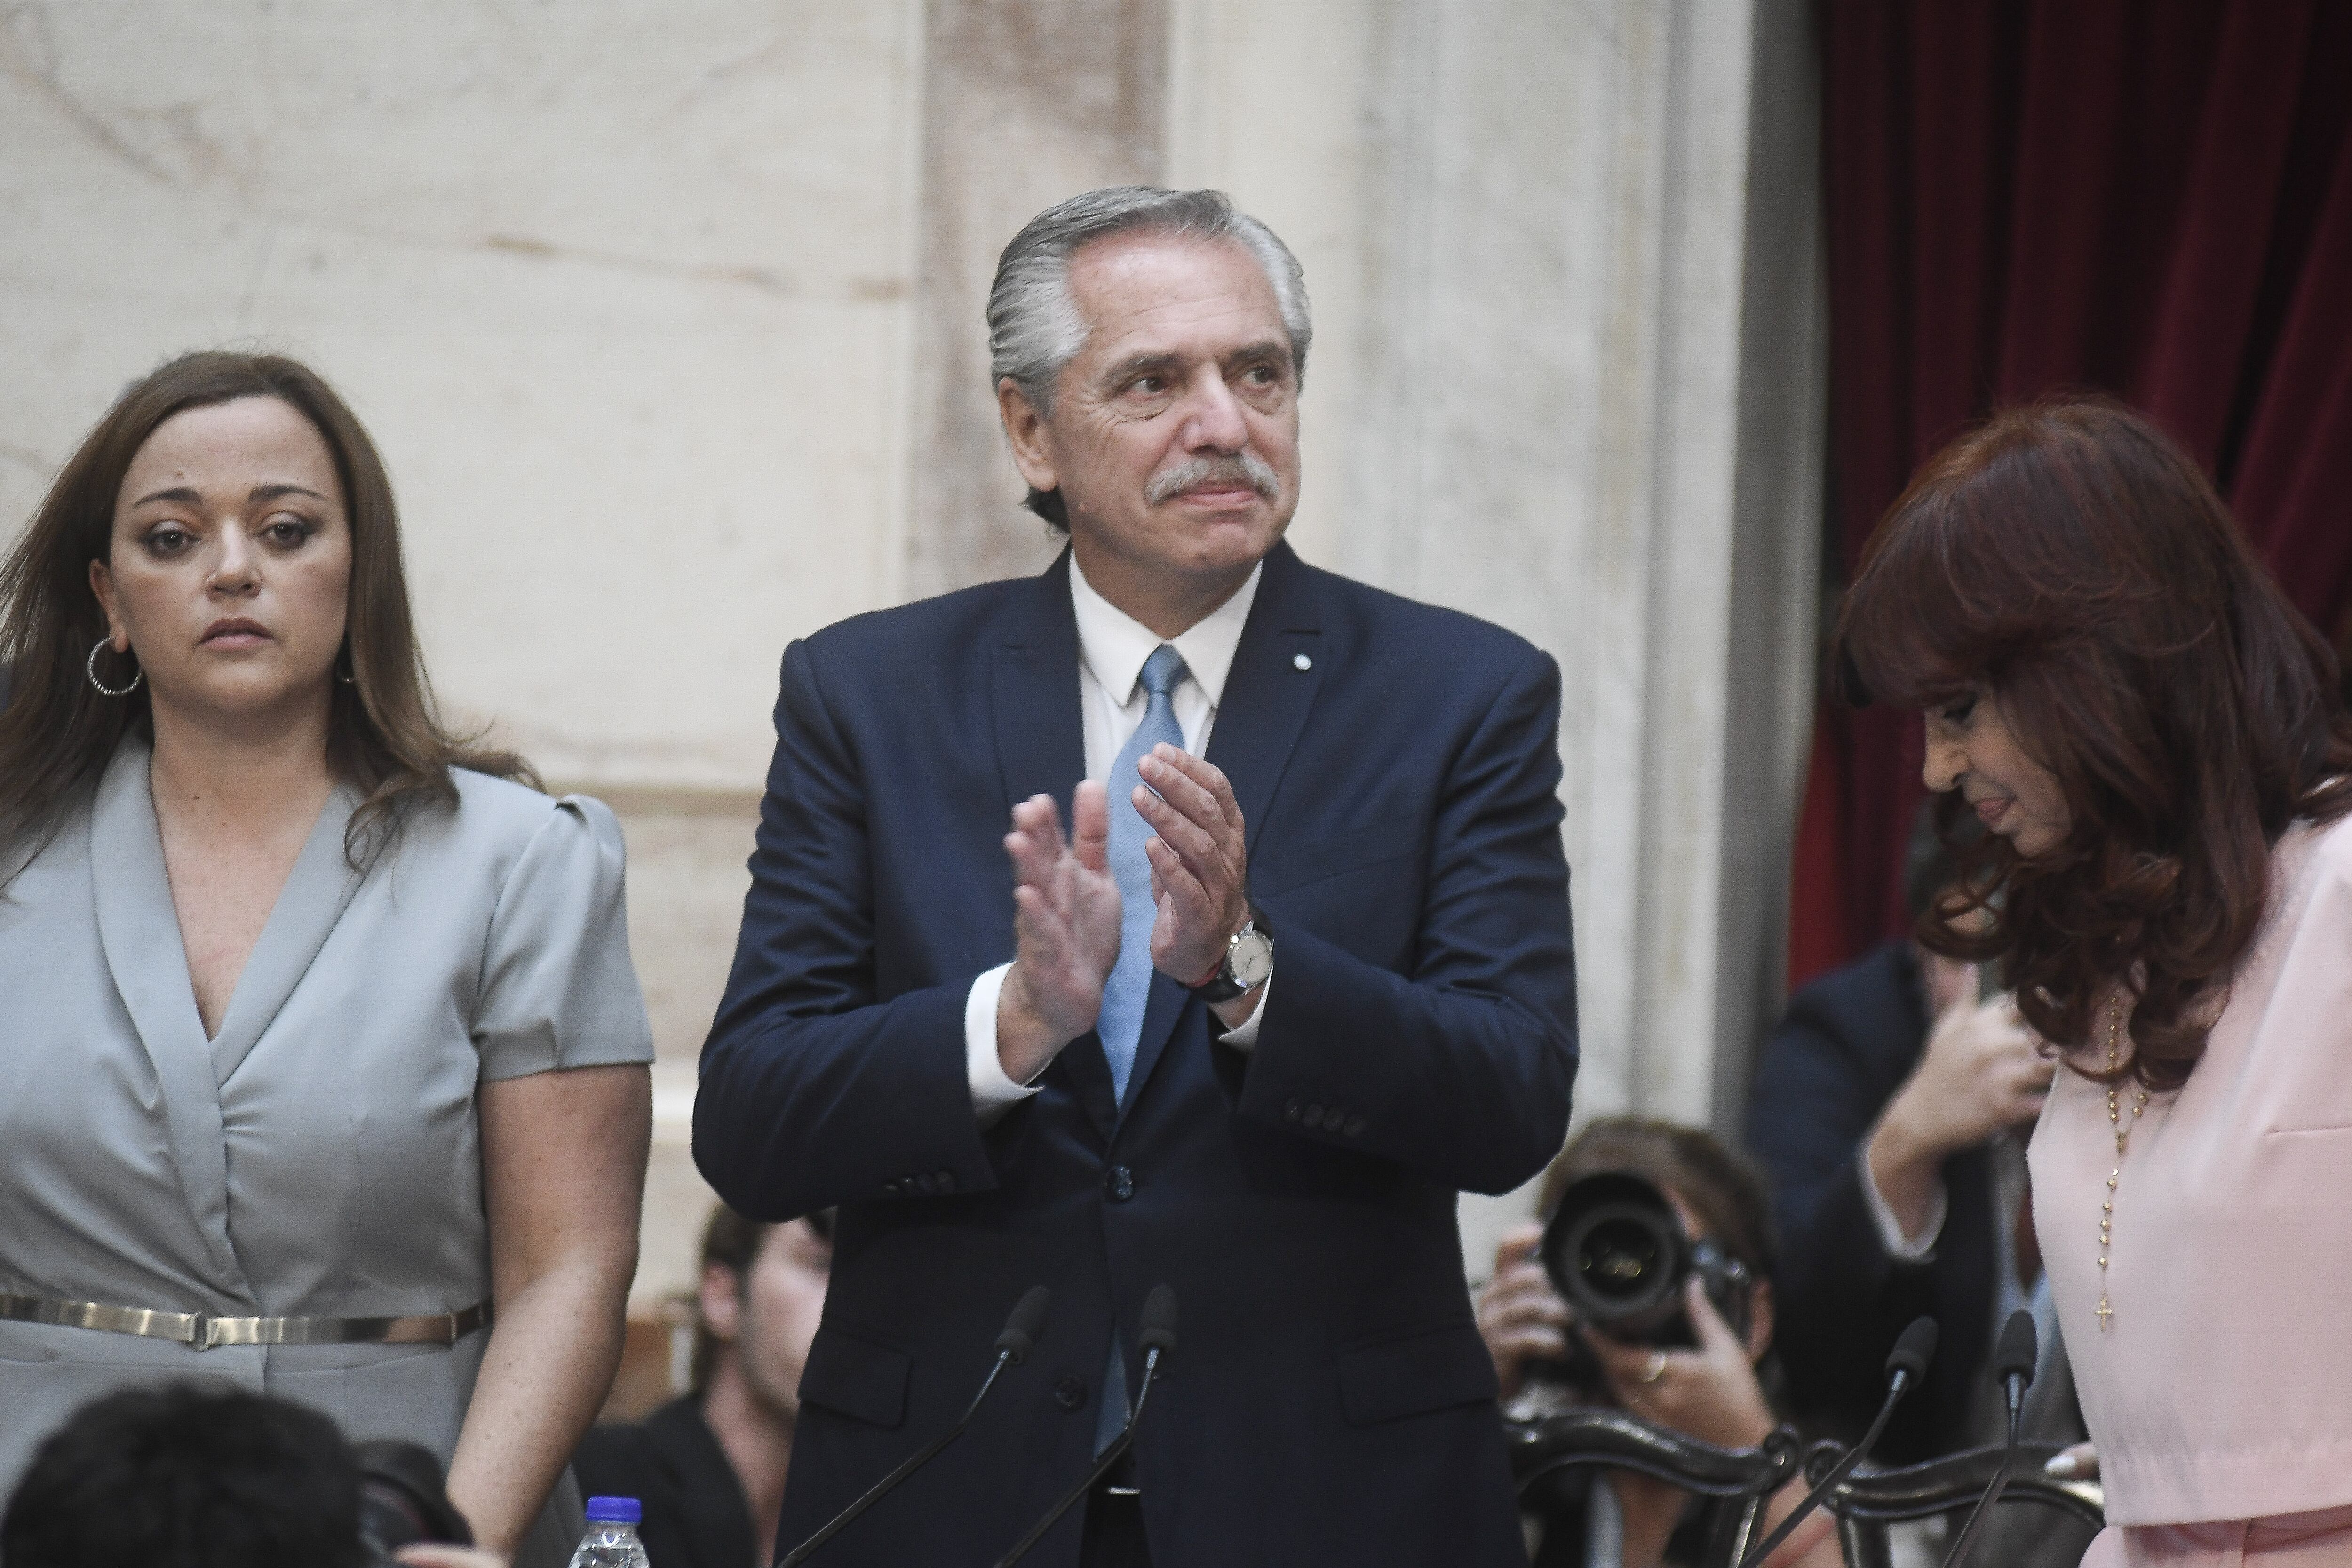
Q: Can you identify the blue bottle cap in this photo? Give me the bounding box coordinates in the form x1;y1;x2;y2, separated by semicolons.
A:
584;1496;642;1524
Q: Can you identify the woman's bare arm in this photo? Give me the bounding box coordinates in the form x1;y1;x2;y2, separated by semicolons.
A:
446;1062;650;1553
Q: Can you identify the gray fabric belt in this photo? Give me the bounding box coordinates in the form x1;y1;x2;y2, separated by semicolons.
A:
0;1292;492;1351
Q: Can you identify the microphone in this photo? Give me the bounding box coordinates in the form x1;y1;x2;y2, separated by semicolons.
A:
993;1285;1177;1568
778;1285;1050;1566
1735;1316;1937;1568
1939;1308;2037;1568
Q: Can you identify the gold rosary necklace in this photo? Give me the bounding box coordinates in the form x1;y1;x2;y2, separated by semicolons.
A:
2097;993;2149;1331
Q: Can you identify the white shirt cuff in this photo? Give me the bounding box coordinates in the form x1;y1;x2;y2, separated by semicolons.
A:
966;964;1043;1111
1858;1141;1945;1260
970;963;1270;1111
1215;971;1271;1051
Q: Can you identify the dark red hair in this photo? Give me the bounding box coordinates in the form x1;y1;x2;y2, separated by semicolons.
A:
1836;398;2352;1090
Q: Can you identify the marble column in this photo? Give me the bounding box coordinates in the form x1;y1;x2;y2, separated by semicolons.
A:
1164;0;1827;1262
904;0;1170;597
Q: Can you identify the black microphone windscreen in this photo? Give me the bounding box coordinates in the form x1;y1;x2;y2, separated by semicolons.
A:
994;1286;1051;1365
1992;1308;2037;1386
1887;1316;1939;1383
1137;1284;1177;1356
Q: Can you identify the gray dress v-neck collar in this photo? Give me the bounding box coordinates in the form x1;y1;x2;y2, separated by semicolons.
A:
87;739;363;1287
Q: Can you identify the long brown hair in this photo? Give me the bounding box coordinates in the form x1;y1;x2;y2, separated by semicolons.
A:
0;352;533;879
1836;397;2352;1090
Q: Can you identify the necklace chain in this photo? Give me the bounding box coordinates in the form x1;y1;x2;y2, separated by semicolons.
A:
2096;993;2149;1332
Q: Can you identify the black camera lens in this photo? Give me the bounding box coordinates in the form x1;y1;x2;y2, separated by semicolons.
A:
1576;1213;1669;1306
1549;1185;1686;1334
1523;1167;1760;1404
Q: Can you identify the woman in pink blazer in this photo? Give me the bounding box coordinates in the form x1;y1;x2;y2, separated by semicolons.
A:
1835;398;2352;1565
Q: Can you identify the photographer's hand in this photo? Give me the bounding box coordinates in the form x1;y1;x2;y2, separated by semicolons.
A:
1581;1279;1775;1451
1476;1223;1570;1401
1586;1283;1840;1568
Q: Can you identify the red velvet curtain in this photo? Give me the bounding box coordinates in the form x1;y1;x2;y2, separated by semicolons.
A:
1788;0;2352;988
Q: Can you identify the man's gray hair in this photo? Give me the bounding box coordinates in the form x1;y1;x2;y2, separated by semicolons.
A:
988;185;1313;422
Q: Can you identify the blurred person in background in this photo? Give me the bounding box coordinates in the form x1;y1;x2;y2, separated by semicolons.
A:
574;1205;834;1568
0;352;653;1567
1744;804;2056;1465
0;1384;503;1568
1478;1118;1839;1568
2;1385;369;1568
1839;398;2352;1565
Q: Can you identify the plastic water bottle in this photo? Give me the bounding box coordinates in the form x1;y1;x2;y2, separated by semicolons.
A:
567;1496;651;1568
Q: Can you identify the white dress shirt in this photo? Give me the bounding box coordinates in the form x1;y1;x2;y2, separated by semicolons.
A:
964;554;1272;1109
1858;1141;1946;1259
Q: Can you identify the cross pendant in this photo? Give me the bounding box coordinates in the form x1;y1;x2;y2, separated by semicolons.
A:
2096;1297;2114;1331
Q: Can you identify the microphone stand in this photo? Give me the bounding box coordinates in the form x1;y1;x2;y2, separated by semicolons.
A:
1939;1309;2038;1568
777;1285;1050;1567
1735;1316;1938;1568
993;1286;1178;1568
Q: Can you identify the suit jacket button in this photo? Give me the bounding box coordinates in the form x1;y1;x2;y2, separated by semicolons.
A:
933;1170;957;1192
1283;1098;1303;1122
1304;1103;1326;1128
1054;1374;1087;1411
1343;1114;1367;1138
1105;1164;1136;1202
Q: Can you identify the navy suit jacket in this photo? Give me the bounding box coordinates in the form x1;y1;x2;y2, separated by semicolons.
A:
1741;940;1996;1465
696;542;1578;1567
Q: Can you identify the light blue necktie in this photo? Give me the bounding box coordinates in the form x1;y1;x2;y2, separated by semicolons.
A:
1091;644;1185;1456
1097;643;1188;1104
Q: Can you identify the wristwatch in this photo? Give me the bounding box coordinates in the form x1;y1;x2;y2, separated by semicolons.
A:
1189;909;1274;1004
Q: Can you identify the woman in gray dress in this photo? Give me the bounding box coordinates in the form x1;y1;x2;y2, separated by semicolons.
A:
0;352;654;1566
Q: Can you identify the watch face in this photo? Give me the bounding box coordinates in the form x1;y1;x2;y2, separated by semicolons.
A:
1228;926;1274;989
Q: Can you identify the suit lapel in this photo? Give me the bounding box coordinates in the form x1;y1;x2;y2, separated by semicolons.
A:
1120;543;1327;1122
990;550;1118;1141
87;739;247;1293
991;549;1087;824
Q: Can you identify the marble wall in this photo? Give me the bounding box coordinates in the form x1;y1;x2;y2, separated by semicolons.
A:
1163;0;1827;1268
0;0;1822;1309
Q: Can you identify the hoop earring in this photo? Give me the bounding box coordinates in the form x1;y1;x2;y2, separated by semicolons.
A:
87;636;143;698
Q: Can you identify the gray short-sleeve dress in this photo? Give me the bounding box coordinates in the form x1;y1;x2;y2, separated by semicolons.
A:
0;737;655;1562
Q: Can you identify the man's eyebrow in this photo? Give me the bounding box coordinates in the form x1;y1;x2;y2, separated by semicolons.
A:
1098;342;1294;387
1099;350;1185;386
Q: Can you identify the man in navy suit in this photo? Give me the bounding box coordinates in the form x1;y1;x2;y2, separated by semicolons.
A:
696;187;1577;1567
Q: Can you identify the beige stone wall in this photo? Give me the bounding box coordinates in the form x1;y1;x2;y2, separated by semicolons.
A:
1;0;1824;1310
0;0;930;1310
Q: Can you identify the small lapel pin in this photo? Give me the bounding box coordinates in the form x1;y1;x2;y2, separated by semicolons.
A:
1293;653;1313;671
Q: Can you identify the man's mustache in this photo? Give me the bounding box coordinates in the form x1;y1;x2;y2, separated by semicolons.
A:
1144;454;1281;506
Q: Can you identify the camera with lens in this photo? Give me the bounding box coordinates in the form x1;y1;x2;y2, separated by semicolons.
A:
1537;1170;1756;1386
355;1439;475;1565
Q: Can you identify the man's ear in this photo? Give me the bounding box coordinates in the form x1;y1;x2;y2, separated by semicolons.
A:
997;378;1061;495
699;1263;744;1345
